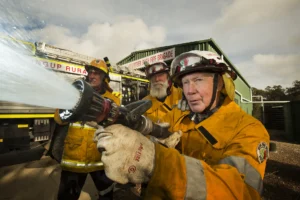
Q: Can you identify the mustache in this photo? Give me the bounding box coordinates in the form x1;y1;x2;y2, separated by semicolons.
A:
152;81;168;87
153;82;164;85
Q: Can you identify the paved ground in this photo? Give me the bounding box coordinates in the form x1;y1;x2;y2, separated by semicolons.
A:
0;157;98;200
262;130;300;200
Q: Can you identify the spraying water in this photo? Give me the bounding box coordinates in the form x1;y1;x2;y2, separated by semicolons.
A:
0;38;80;109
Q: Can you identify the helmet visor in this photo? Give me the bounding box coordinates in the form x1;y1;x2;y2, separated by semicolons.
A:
173;55;204;74
171;54;226;76
145;64;168;77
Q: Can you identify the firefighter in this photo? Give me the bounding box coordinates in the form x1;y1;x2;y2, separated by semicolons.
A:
54;59;120;200
94;50;270;199
143;61;182;123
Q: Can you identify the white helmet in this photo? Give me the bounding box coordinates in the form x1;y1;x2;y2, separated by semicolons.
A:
170;50;236;86
144;61;169;79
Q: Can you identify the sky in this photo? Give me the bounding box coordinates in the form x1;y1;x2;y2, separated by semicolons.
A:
0;0;299;89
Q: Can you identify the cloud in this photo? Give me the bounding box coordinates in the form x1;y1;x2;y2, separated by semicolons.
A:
1;1;167;63
210;0;300;58
7;17;166;63
288;35;300;46
237;53;300;89
215;0;300;29
1;0;220;45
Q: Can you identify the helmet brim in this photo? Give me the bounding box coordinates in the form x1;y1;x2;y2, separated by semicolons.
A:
171;65;225;86
146;70;169;79
85;65;95;72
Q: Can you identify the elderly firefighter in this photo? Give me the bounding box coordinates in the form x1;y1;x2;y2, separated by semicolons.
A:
54;59;120;200
143;61;182;123
94;50;270;199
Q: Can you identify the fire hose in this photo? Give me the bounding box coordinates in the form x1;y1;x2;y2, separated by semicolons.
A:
57;79;171;139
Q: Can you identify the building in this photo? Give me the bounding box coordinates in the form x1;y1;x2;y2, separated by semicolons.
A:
117;38;253;114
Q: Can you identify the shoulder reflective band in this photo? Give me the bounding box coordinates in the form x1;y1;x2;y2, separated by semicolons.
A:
184;156;206;200
218;156;263;194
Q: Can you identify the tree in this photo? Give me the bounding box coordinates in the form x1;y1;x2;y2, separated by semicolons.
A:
264;85;287;101
252;87;267;97
286;80;300;100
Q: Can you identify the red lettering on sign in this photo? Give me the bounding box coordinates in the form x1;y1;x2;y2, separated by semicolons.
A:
150;55;156;63
77;68;81;73
137;60;141;66
143;58;149;63
66;66;70;71
42;61;48;67
57;64;62;69
157;54;163;61
71;67;76;72
162;51;173;60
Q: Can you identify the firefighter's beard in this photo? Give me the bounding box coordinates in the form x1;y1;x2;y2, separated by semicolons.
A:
150;80;169;99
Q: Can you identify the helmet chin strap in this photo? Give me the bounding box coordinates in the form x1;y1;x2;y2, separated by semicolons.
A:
203;74;219;114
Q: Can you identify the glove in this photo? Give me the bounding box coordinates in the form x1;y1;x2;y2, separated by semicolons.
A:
94;124;155;184
156;130;182;148
152;122;181;148
177;99;189;111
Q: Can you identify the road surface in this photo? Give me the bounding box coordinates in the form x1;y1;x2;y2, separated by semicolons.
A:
0;156;98;200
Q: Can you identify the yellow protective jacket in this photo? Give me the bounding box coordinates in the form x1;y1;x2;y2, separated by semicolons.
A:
144;97;270;200
143;85;182;123
54;90;120;173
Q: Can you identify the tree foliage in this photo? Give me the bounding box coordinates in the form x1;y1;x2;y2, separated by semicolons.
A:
286;80;300;100
252;80;300;101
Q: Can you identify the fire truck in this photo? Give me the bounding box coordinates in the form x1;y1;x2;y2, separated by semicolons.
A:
0;37;149;166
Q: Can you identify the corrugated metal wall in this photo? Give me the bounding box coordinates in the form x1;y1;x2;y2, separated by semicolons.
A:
292;101;300;143
234;77;253;114
284;103;294;141
265;105;285;130
285;101;300;143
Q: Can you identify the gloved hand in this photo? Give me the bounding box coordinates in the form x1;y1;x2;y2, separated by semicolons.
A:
156;130;182;148
94;124;155;184
152;123;182;148
177;99;189;111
